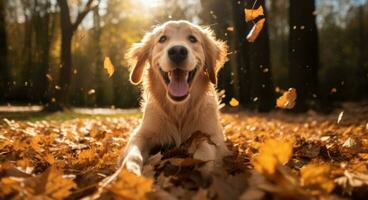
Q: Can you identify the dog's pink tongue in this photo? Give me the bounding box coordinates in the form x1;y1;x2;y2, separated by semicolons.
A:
168;69;189;97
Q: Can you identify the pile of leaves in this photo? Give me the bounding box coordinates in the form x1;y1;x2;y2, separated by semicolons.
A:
1;106;368;199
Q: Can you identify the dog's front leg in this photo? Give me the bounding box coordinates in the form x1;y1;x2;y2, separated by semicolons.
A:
118;130;151;176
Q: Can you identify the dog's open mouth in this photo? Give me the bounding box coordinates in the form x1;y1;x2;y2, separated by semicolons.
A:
159;67;197;101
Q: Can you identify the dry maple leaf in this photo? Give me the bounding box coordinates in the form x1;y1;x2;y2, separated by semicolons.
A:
104;57;115;77
251;139;293;175
300;163;335;193
276;88;297;109
244;6;266;42
108;169;153;200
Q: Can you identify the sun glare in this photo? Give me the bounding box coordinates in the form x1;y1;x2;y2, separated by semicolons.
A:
136;0;164;9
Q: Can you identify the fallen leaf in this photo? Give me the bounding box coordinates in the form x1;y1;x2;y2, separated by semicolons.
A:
104;57;115;77
300;163;335;193
108;169;153;200
251;139;293;175
335;170;368;195
276;88;297;109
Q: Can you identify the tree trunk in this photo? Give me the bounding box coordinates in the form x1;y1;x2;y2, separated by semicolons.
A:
247;0;274;112
55;31;73;108
47;0;97;111
0;0;8;102
35;1;51;103
289;0;319;112
232;0;251;106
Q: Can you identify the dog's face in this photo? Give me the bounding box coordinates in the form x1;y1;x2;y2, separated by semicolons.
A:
126;20;227;103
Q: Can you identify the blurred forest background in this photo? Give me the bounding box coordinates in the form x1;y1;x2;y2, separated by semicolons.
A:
0;0;367;112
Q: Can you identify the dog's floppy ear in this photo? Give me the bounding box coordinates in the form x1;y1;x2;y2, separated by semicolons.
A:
125;31;155;85
201;28;228;85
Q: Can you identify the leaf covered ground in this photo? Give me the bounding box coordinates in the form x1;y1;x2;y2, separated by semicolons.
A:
0;103;368;200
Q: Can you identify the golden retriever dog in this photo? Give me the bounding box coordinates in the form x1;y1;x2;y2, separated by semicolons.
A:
120;20;229;175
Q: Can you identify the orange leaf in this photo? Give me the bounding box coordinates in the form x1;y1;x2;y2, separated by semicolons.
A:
244;6;264;22
276;88;297;109
229;98;239;107
251;139;293;175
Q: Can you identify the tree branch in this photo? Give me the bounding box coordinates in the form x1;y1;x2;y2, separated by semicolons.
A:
57;0;72;29
72;0;99;31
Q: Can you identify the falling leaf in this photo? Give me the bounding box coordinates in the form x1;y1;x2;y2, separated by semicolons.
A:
46;74;53;81
244;6;264;22
251;139;293;175
276;88;297;109
300;163;335;193
88;89;96;95
337;111;344;124
246;18;265;42
330;88;337;93
104;57;115;77
227;26;234;32
229;98;239;107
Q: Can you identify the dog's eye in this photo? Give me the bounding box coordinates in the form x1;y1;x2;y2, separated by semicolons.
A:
188;35;197;43
159;35;167;43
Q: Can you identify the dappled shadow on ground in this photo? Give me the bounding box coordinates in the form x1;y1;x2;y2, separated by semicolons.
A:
0;104;367;199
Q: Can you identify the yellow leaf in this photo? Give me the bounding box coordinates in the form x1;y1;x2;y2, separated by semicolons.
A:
276;88;297;109
104;57;115;77
251;139;293;175
229;98;239;107
109;169;153;200
246;18;266;43
300;164;335;193
244;6;264;22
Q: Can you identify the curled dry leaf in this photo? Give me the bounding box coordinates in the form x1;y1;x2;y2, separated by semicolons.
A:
276;88;297;109
104;57;115;77
246;19;265;43
335;170;368;194
251;139;293;175
244;6;264;22
300;163;335;193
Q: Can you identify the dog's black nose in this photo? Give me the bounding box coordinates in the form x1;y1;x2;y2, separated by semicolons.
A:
168;45;188;64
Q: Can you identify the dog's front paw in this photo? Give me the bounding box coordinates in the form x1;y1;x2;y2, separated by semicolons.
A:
122;152;143;176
